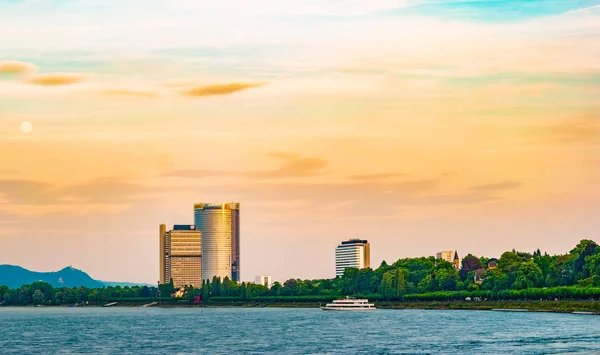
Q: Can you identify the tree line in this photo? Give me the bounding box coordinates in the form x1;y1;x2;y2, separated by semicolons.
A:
2;239;599;305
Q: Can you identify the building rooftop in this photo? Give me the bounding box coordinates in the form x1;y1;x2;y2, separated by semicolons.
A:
341;239;369;245
193;202;240;210
173;225;198;230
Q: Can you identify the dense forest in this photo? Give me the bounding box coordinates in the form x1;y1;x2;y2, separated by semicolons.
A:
2;239;599;306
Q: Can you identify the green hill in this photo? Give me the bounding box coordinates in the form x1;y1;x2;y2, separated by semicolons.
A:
0;265;103;289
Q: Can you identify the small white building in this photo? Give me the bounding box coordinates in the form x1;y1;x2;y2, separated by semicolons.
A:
254;275;272;288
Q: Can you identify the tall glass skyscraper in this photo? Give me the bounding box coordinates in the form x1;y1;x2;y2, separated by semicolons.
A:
194;203;240;282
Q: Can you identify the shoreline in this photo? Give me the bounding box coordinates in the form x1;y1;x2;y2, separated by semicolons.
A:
3;301;599;315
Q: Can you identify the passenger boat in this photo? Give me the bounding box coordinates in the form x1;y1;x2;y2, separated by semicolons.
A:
321;296;376;311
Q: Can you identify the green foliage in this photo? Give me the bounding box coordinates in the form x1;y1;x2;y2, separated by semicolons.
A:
1;239;598;306
158;279;175;297
32;290;45;305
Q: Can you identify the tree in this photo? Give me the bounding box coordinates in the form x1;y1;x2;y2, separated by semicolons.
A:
54;291;63;305
378;270;396;300
159;279;175;297
240;282;247;300
211;276;221;297
568;239;598;281
32;290;45;305
460;254;483;280
269;282;282;296
201;280;210;301
3;290;17;305
584;248;600;277
139;286;151;298
395;269;407;297
221;277;232;297
0;285;9;302
18;288;30;305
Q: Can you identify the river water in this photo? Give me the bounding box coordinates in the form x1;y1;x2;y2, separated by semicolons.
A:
0;307;599;354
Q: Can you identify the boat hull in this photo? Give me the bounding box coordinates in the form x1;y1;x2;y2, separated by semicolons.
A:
321;307;376;311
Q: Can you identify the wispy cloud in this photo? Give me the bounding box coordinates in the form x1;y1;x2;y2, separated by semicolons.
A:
564;4;600;14
95;89;159;98
469;181;521;192
0;177;153;206
26;73;87;86
163;152;328;179
347;173;407;181
266;152;301;159
181;82;264;97
0;60;37;74
521;115;600;145
543;116;600;144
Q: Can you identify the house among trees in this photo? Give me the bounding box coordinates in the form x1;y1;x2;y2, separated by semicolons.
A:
474;269;486;284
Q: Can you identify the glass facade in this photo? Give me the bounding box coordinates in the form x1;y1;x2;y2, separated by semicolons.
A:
194;203;240;282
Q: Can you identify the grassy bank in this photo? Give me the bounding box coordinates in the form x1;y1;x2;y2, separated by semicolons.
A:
376;300;600;313
4;300;599;314
200;299;600;313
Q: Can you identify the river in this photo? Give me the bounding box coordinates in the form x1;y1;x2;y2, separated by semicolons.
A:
1;307;599;354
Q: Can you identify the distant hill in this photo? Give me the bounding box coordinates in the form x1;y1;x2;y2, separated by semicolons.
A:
100;281;155;288
0;265;153;289
0;265;102;289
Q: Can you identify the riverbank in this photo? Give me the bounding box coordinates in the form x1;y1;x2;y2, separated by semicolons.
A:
200;300;600;314
3;300;599;314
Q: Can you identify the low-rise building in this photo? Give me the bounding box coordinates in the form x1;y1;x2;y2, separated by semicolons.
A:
436;250;460;269
254;275;272;288
474;269;486;284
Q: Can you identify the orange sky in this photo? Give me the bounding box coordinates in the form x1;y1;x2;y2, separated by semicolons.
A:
0;0;599;283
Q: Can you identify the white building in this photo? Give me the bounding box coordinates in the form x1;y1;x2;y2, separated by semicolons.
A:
335;239;370;277
254;275;272;288
436;250;460;269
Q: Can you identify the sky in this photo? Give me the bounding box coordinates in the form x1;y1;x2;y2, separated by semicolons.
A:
0;0;599;284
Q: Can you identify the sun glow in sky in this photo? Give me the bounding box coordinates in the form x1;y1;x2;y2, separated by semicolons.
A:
0;0;599;283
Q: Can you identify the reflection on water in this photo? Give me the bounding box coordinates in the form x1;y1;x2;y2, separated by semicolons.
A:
0;307;599;354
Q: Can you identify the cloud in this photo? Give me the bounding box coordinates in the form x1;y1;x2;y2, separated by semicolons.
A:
194;177;499;214
469;182;521;192
543;116;600;144
265;152;300;159
253;156;328;178
564;4;600;14
60;177;153;204
163;152;328;179
477;83;561;99
0;177;154;207
26;73;87;86
0;60;37;74
181;82;264;97
95;89;159;98
347;173;407;181
0;179;57;205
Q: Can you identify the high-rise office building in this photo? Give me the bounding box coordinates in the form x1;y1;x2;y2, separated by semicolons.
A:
335;239;370;277
194;203;240;282
159;224;202;288
436;250;460;269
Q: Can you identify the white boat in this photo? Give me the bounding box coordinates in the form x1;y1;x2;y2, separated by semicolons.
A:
321;296;376;311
